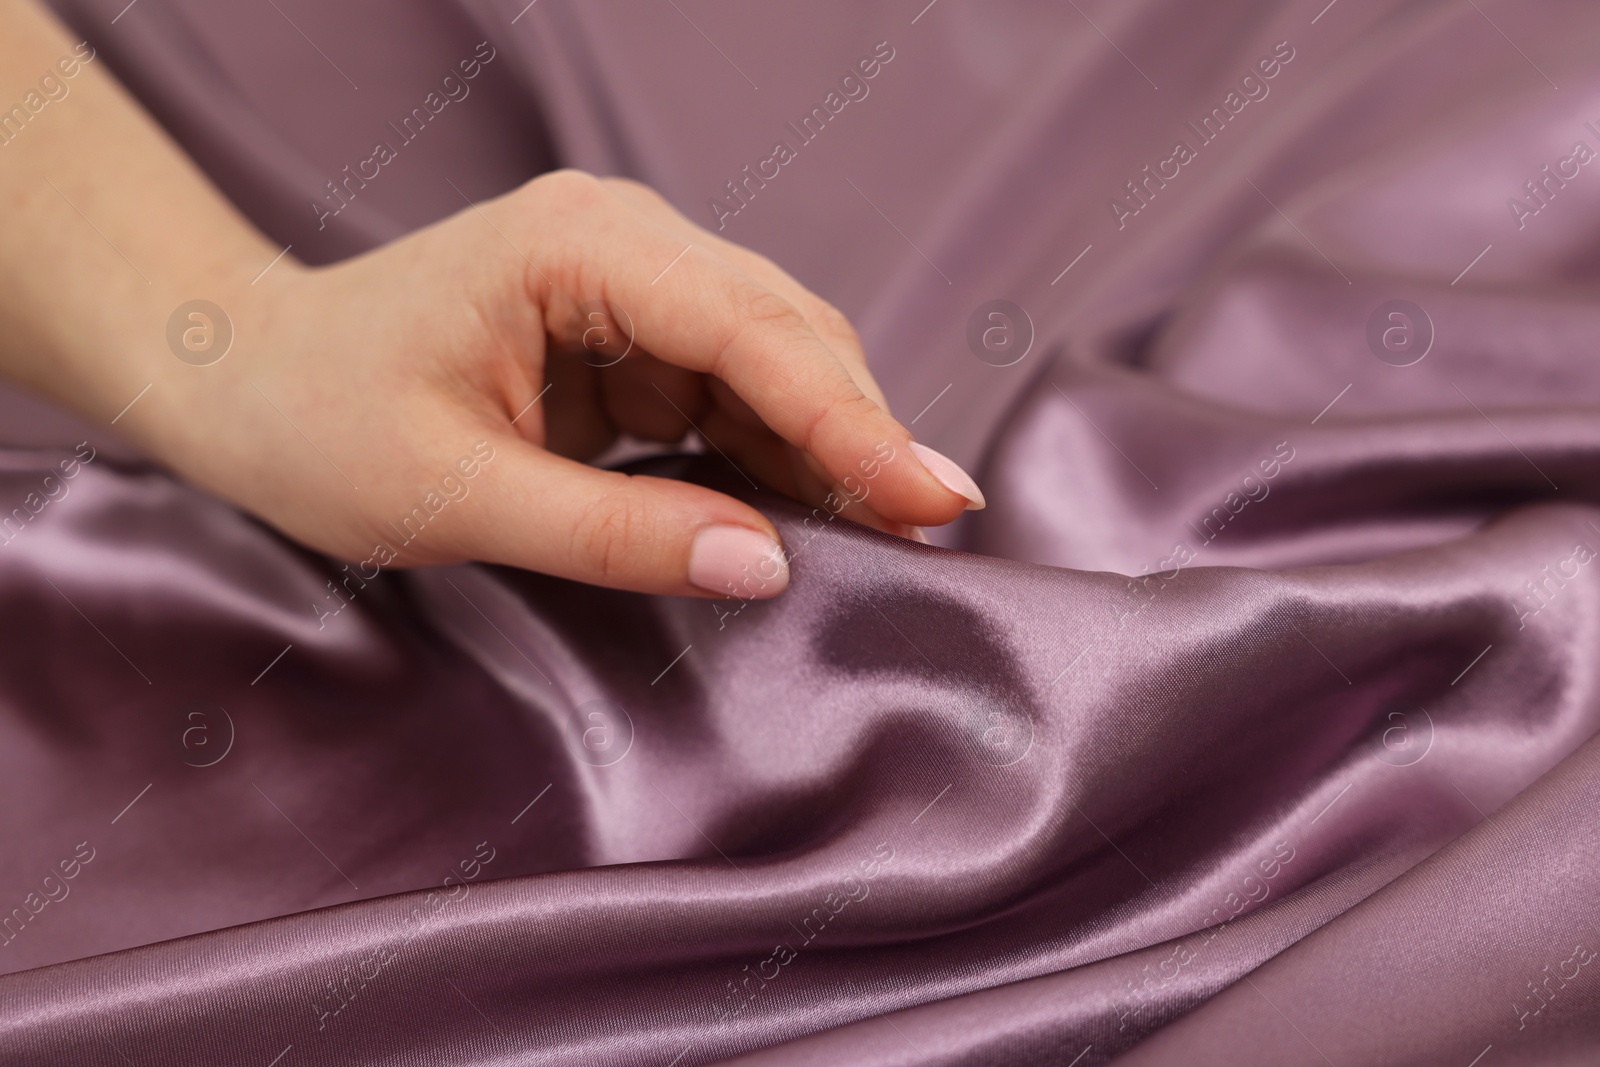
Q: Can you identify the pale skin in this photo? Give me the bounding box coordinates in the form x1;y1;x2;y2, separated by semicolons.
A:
0;1;984;599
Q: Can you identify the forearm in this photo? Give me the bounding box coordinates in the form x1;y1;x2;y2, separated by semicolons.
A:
0;0;286;437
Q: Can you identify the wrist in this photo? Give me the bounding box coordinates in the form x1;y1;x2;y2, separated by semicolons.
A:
113;254;313;480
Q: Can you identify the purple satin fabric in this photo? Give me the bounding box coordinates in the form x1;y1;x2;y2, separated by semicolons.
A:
5;0;1600;1063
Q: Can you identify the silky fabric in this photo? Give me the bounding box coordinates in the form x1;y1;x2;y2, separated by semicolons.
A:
3;0;1600;1063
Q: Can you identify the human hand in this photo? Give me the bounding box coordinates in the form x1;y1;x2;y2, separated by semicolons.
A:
144;170;985;599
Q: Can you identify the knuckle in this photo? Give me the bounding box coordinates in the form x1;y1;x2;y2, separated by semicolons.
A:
713;286;813;377
799;389;879;457
533;168;606;208
734;286;811;336
811;298;863;351
602;176;666;206
570;481;650;580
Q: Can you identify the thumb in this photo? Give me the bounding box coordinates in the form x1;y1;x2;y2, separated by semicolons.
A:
458;438;790;599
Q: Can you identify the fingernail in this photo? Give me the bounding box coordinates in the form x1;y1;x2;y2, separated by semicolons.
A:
689;525;790;598
908;442;986;510
908;526;931;544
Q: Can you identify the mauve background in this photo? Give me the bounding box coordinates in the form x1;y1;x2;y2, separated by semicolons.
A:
1;0;1599;1063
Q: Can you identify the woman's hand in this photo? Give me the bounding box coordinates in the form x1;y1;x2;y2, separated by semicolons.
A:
146;170;985;598
0;3;983;599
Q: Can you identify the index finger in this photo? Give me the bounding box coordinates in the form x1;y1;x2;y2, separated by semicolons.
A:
532;181;984;526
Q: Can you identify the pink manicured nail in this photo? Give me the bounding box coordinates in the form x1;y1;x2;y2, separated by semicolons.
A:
689;526;790;598
909;442;986;510
908;527;932;544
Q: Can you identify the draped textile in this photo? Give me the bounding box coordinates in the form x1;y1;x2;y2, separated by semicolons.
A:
4;1;1600;1063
